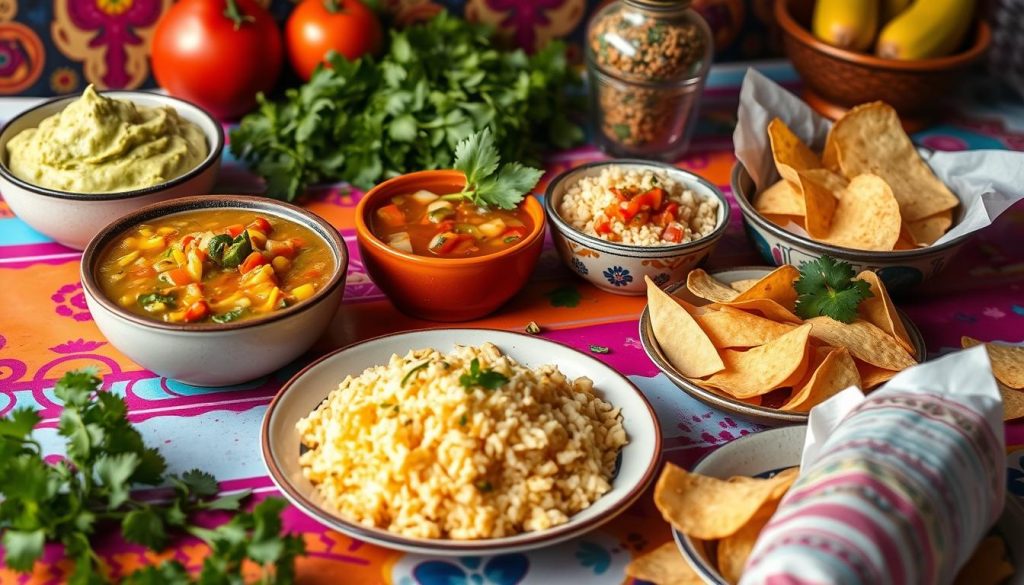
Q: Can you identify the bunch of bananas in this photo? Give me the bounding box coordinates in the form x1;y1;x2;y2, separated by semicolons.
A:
812;0;975;60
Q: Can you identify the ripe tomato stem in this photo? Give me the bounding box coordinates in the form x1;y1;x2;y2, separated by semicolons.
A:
223;0;255;29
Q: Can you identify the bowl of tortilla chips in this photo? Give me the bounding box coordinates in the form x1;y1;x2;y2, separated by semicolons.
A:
733;101;972;292
638;265;925;424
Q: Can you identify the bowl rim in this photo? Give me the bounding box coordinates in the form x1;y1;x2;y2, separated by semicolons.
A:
354;169;548;267
543;159;732;254
638;266;927;425
260;326;664;553
80;194;348;332
731;161;973;260
775;0;991;71
0;89;225;201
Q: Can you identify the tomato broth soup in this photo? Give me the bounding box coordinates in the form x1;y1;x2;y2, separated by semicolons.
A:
97;210;334;324
370;190;533;257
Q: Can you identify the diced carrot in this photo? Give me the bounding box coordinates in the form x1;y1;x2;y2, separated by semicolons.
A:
248;217;272;234
240;251;266;274
375;204;406;228
167;267;192;286
225;224;245;238
183;300;209;323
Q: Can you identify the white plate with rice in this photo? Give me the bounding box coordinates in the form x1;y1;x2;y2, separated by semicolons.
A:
261;328;662;555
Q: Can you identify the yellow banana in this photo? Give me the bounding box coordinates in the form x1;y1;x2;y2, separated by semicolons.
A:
876;0;975;60
812;0;880;52
881;0;912;22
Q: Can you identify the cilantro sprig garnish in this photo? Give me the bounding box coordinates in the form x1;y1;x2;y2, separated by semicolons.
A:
443;128;544;210
794;256;873;323
459;358;510;391
0;368;303;583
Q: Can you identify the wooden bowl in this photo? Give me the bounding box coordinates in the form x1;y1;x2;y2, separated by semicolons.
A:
775;0;991;130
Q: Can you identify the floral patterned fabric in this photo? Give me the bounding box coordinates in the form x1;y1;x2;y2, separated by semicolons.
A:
0;62;1022;583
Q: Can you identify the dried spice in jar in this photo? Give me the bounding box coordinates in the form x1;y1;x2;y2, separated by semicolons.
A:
586;0;713;160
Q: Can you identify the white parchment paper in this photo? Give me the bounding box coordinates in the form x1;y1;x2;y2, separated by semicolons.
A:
733;68;1024;247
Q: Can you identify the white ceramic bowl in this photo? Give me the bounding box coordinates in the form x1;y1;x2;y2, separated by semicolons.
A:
261;328;662;555
545;160;730;296
674;426;1024;584
0;91;223;250
639;267;927;425
80;195;347;387
732;162;971;293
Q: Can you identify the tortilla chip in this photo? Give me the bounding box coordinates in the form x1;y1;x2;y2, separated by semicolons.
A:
954;535;1015;585
830;101;959;221
717;499;778;585
696;307;797;349
906;209;953;246
701;325;813;398
802;168;849;194
647;276;725;378
763;214;806;230
732;265;800;309
754;180;805;217
894;226;918;250
730;278;761;293
962;337;1024;389
654;463;797;540
856;270;915;354
797;170;838;239
999;385;1024;421
781;347;861;412
687;269;740;303
768;118;822;189
709;299;804;324
806;317;917;371
857;360;898;390
626;541;704;585
822;174;901;251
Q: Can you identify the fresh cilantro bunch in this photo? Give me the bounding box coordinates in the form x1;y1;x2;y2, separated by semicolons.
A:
0;368;303;584
230;11;582;200
794;256;873;323
445;128;543;210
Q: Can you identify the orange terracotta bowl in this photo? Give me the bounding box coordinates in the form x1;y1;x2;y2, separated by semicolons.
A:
776;0;990;130
354;170;546;322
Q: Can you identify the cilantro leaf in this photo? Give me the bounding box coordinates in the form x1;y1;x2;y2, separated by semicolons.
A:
94;452;140;508
459;359;510;391
122;508;167;550
0;407;40;439
2;529;45;572
794;256;873;323
452;129;543;210
204;490;251;512
180;469;219;498
454;127;500;185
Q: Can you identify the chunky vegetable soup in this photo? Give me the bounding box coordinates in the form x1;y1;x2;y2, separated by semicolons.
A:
98;210;333;324
370;190;533;258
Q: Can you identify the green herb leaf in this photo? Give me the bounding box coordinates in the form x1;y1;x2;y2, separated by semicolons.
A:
459;358;510;391
589;344;611;354
400;361;430;386
94;452;140;508
207;234;232;265
211;308;244;324
138;292;177;310
221;231;253;268
122;508;167;550
204;489;251;512
545;286;581;308
794;256;873;323
2;529;45;572
0;407;40;439
452;129;543;210
180;469;219;498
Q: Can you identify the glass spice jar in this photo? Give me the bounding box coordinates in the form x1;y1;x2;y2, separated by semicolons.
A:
586;0;713;160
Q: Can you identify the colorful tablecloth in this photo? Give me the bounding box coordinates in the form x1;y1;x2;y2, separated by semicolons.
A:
1;61;1023;584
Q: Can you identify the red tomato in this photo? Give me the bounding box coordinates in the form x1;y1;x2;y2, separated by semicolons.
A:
151;0;283;120
285;0;382;81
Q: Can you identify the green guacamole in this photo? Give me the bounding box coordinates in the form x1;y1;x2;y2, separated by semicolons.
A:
6;85;208;194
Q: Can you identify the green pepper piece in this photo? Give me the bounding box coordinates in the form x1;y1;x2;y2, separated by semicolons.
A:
207;235;232;266
221;231;253;268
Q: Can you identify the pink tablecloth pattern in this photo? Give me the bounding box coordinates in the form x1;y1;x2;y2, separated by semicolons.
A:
1;63;1023;583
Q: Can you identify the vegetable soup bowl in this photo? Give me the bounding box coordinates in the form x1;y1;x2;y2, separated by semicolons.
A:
0;91;223;250
355;170;546;322
732;162;971;293
80;195;347;387
545;160;730;296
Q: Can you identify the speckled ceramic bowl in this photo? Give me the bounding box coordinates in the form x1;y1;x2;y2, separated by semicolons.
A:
0;90;223;250
732;162;972;293
545;160;730;296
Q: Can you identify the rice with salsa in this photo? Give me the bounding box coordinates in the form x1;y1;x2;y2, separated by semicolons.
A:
559;166;719;245
295;343;628;539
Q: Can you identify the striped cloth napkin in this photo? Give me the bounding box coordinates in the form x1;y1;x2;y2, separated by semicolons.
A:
739;346;1006;585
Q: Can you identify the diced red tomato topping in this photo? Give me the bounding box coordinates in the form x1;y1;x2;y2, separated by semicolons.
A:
376;204;406;228
225;224;245;238
663;223;684;243
621;188;665;221
429;232;462;255
595;221;612;235
248;217;272;234
240;251;266;274
610;187;628;202
183;300;209;323
655;203;679;227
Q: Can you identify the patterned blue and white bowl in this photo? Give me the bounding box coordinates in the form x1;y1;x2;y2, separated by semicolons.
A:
731;162;972;294
545;160;731;296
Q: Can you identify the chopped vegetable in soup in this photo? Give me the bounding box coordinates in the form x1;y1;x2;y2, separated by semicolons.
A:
98;210;333;324
371;190;532;257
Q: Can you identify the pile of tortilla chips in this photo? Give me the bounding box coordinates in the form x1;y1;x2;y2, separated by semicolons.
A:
753;102;959;251
962;337;1024;421
646;265;918;413
627;463;1015;585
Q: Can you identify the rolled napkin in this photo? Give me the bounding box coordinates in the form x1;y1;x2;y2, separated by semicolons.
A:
740;346;1006;585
